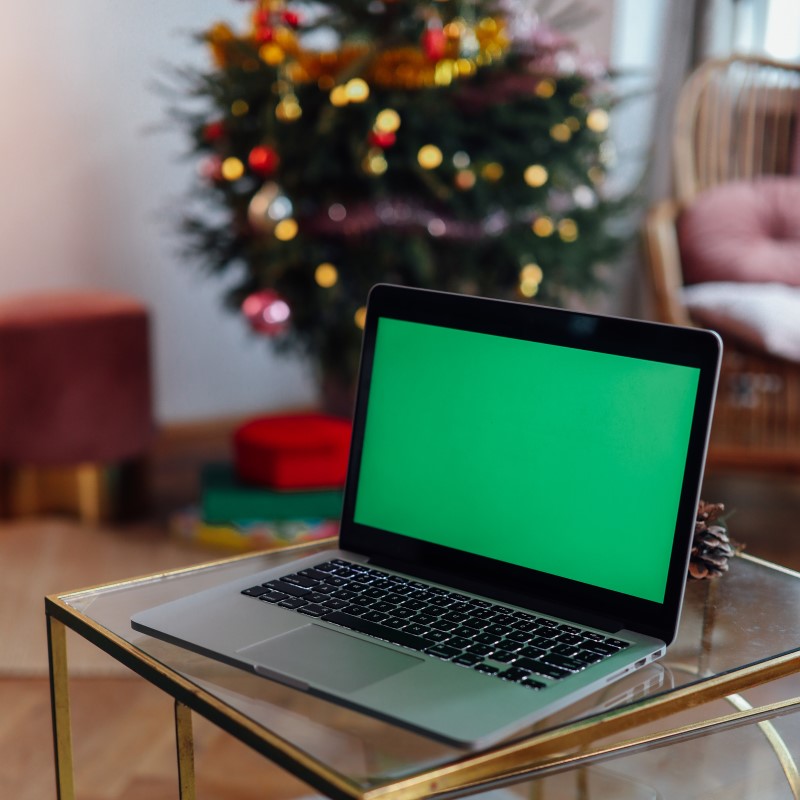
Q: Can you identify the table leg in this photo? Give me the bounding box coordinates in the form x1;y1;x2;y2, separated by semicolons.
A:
726;693;800;798
47;614;75;800
175;700;196;800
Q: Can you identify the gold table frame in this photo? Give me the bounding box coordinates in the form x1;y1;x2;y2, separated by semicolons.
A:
46;544;800;800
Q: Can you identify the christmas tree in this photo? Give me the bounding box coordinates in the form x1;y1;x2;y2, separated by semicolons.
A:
178;1;632;387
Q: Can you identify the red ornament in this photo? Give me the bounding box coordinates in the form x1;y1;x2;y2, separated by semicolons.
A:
255;25;274;43
241;289;291;336
252;8;270;28
422;27;447;62
368;130;396;149
248;145;280;177
282;10;301;28
202;120;225;142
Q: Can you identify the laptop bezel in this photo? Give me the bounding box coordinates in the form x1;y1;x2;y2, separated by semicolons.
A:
339;284;721;644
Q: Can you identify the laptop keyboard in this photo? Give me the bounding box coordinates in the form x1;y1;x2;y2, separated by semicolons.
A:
242;558;631;690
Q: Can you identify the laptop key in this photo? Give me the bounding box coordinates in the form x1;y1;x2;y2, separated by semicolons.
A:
264;580;312;598
515;658;570;680
474;663;500;675
362;611;389;623
404;623;433;637
322;598;349;610
582;642;620;657
453;653;484;667
541;653;586;672
491;649;517;663
426;644;462;660
573;650;605;665
517;645;547;659
497;667;532;682
278;597;308;610
520;677;547;690
321;611;435;652
298;604;328;617
257;590;290;603
242;585;272;597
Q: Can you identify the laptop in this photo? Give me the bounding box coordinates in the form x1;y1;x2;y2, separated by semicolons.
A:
132;284;721;748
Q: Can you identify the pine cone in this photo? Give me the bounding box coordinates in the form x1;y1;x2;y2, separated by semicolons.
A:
689;501;742;579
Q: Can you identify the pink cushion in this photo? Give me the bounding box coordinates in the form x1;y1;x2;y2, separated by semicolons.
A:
678;177;800;285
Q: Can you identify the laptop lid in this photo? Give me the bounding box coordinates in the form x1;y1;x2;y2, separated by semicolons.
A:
339;284;721;644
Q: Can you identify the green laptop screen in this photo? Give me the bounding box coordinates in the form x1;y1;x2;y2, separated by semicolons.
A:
353;317;700;604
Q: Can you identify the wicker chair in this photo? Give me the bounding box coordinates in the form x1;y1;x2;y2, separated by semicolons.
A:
644;54;800;470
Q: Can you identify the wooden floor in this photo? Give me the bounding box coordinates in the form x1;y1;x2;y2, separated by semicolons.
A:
3;416;800;799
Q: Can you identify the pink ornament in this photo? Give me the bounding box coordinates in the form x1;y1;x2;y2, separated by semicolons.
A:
241;289;291;336
199;155;223;182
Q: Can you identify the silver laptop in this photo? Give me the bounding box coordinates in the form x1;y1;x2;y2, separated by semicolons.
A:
132;284;721;748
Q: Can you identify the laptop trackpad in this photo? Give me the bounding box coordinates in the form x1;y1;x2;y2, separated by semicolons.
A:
239;624;423;693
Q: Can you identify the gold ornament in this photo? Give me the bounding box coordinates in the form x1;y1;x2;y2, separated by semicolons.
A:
221;157;245;181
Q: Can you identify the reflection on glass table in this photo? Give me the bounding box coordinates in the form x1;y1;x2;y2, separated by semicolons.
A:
46;541;800;799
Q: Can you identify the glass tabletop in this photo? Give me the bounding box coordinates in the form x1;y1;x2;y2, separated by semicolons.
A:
46;542;800;799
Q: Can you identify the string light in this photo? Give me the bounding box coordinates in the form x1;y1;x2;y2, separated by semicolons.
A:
519;263;543;297
231;99;249;117
481;162;504;181
524;164;548;187
329;85;349;107
274;219;298;240
535;78;556;98
276;96;302;121
363;148;388;175
418;144;443;169
354;306;367;329
532;216;554;237
314;263;338;287
558;218;579;242
587;108;610;132
454;169;476;190
550;123;571;142
345;78;370;102
375;108;401;133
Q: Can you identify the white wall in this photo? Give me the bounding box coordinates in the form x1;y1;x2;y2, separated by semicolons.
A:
0;1;316;423
0;2;665;424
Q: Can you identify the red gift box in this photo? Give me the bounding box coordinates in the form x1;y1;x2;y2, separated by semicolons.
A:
233;413;352;490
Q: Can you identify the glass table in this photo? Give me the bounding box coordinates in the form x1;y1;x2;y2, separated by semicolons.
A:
46;541;800;799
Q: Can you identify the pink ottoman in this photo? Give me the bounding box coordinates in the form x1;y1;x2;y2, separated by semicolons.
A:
0;291;155;520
